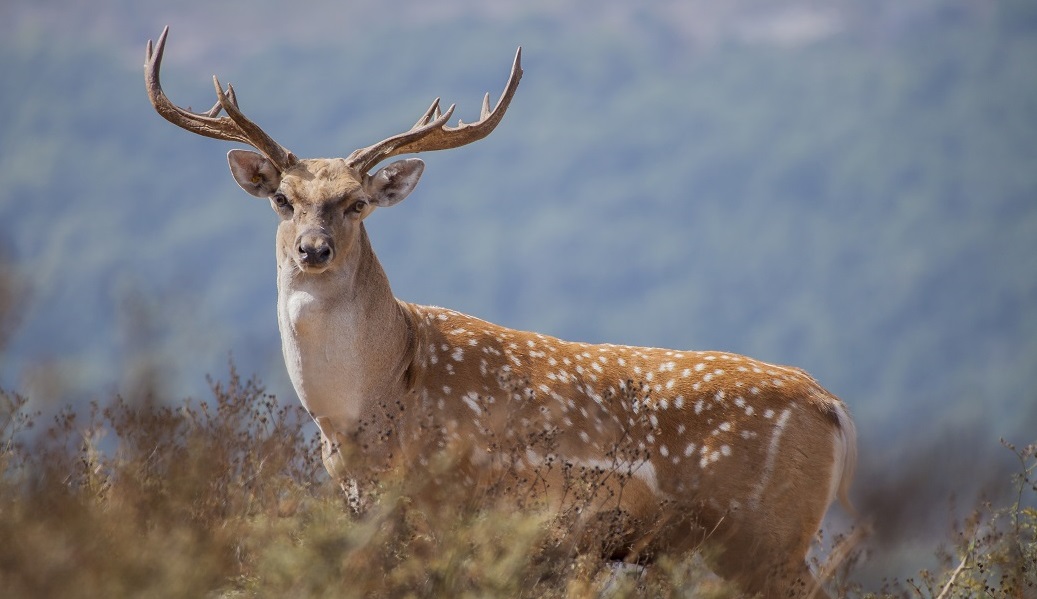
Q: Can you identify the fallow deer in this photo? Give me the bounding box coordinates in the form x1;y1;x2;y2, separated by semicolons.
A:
145;27;856;597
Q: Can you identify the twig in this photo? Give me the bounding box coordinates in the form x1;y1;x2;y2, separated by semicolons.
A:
811;521;871;598
934;551;969;599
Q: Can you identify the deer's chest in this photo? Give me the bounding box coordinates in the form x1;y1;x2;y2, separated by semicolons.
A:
277;287;366;423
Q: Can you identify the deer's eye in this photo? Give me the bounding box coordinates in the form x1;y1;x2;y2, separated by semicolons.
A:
349;200;369;215
272;193;292;213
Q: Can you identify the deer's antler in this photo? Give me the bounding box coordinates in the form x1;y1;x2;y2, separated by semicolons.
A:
144;26;298;172
346;48;522;174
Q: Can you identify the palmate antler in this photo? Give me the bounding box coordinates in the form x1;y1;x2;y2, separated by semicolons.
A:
346;48;523;174
144;26;298;172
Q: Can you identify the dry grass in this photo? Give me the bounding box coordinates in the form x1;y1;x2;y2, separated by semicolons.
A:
0;367;1033;598
0;368;723;598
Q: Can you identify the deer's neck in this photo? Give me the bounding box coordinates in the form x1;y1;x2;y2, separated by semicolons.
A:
276;224;413;432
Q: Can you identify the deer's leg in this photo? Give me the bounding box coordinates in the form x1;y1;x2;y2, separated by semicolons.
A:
315;416;368;513
316;416;348;481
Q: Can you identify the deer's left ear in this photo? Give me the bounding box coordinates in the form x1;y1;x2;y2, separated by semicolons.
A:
366;158;424;207
228;149;282;197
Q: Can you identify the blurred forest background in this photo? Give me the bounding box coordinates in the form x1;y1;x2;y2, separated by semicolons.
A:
1;0;1035;587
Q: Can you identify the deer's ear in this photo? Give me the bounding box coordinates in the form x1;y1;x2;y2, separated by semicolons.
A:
366;158;424;207
228;149;282;197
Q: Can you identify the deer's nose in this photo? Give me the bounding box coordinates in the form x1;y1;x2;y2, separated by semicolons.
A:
297;234;334;268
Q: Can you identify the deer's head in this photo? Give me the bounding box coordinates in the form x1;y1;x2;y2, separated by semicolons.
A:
227;153;424;275
145;27;521;277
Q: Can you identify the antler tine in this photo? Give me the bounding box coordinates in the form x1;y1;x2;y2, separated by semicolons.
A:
347;47;523;174
412;98;443;130
190;83;235;119
203;99;224;119
144;26;297;171
480;92;492;120
212;77;298;169
204;84;240;117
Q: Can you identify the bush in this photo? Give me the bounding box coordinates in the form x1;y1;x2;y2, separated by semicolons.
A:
0;368;324;598
1;369;1033;598
895;441;1037;599
0;368;720;598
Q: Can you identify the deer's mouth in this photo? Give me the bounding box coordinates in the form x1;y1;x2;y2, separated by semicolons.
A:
295;258;333;275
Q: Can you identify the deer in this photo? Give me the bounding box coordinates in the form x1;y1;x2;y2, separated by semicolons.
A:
145;26;857;598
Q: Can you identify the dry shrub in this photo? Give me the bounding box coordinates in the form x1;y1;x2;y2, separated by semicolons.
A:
893;440;1037;599
840;440;1037;599
0;367;718;599
2;365;1033;598
0;367;323;598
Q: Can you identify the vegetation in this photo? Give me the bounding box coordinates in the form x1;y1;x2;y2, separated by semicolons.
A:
0;370;1033;597
0;371;723;598
1;0;1034;434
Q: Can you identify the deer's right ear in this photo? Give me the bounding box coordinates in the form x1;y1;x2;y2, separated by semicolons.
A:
228;149;282;197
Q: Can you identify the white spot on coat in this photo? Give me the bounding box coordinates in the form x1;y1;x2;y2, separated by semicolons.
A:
749;407;793;509
462;392;482;415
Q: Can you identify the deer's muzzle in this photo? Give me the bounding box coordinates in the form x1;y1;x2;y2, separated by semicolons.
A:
296;232;335;270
